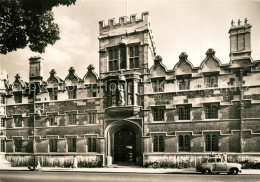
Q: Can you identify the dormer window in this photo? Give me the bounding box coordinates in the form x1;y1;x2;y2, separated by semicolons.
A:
49;89;58;100
152;77;165;92
177;74;191;90
203;72;219;88
67;86;77;99
14;92;22;103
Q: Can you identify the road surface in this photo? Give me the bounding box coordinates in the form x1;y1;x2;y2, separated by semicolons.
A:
0;171;259;182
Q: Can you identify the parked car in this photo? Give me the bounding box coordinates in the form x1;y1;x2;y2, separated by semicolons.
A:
196;157;242;175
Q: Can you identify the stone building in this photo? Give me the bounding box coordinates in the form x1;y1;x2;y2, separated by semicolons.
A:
0;12;260;167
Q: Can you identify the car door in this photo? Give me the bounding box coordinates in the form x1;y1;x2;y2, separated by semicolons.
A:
215;158;227;171
207;158;216;171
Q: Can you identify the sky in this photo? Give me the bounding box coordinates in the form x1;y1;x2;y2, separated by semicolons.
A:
0;0;260;82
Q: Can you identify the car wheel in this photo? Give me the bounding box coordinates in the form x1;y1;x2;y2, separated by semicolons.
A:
203;169;211;174
229;168;238;175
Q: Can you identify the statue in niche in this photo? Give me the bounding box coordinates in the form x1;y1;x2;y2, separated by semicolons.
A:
118;84;125;106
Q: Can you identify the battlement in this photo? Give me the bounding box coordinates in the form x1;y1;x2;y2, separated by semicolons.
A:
99;11;150;32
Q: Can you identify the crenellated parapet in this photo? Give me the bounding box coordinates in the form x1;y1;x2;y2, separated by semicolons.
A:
99;11;150;32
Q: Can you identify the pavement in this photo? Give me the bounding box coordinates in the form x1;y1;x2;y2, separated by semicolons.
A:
0;166;260;175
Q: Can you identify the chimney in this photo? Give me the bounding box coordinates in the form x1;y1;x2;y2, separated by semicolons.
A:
229;18;252;62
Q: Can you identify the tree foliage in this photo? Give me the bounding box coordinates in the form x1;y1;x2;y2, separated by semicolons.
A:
0;0;76;54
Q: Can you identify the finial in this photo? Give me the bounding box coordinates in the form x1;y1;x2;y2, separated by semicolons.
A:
238;19;242;26
50;69;56;75
87;64;95;71
244;18;248;24
154;55;162;63
179;52;188;60
69;67;75;73
15;73;20;79
231;20;235;26
206;48;215;56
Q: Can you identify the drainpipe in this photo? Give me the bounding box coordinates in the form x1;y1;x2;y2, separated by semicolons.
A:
33;89;36;170
239;68;244;153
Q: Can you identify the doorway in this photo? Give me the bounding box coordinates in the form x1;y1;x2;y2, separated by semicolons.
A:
114;129;136;163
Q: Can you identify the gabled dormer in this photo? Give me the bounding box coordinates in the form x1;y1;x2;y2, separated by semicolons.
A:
83;65;99;85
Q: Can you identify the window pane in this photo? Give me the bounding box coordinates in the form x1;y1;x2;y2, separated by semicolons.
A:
120;45;126;69
114;49;118;59
109;61;113;71
129;58;134;69
206;135;211;151
134;46;139;56
179;108;184;120
153;136;158;152
212;135;218;151
159;136;164;152
134;58;139;68
130;47;134;57
179;135;184;148
109;50;113;60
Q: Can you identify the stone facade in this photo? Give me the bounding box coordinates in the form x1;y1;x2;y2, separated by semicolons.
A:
0;12;260;167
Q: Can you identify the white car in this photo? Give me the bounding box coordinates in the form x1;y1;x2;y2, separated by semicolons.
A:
196;157;242;175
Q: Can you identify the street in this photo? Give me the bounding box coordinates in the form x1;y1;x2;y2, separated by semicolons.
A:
0;171;260;182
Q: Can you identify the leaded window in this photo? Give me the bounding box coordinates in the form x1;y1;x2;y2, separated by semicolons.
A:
14;92;22;103
152;78;165;92
14;138;22;152
205;104;218;119
204;75;218;88
178;106;190;120
205;134;218;152
87;112;96;124
68;113;76;125
179;135;191;152
87;138;97;152
152;107;164;121
0;139;5;152
14;116;22;127
129;45;139;69
153;135;164;152
108;48;119;71
67;138;76;152
49;138;57;152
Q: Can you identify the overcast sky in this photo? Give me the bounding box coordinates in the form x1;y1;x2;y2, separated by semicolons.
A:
0;0;260;82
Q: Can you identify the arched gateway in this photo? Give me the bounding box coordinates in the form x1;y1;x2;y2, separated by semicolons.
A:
105;120;142;165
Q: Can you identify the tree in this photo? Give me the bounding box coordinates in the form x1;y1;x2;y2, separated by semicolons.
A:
0;0;76;54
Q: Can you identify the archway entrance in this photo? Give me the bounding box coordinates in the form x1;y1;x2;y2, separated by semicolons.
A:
114;129;136;162
105;120;142;166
